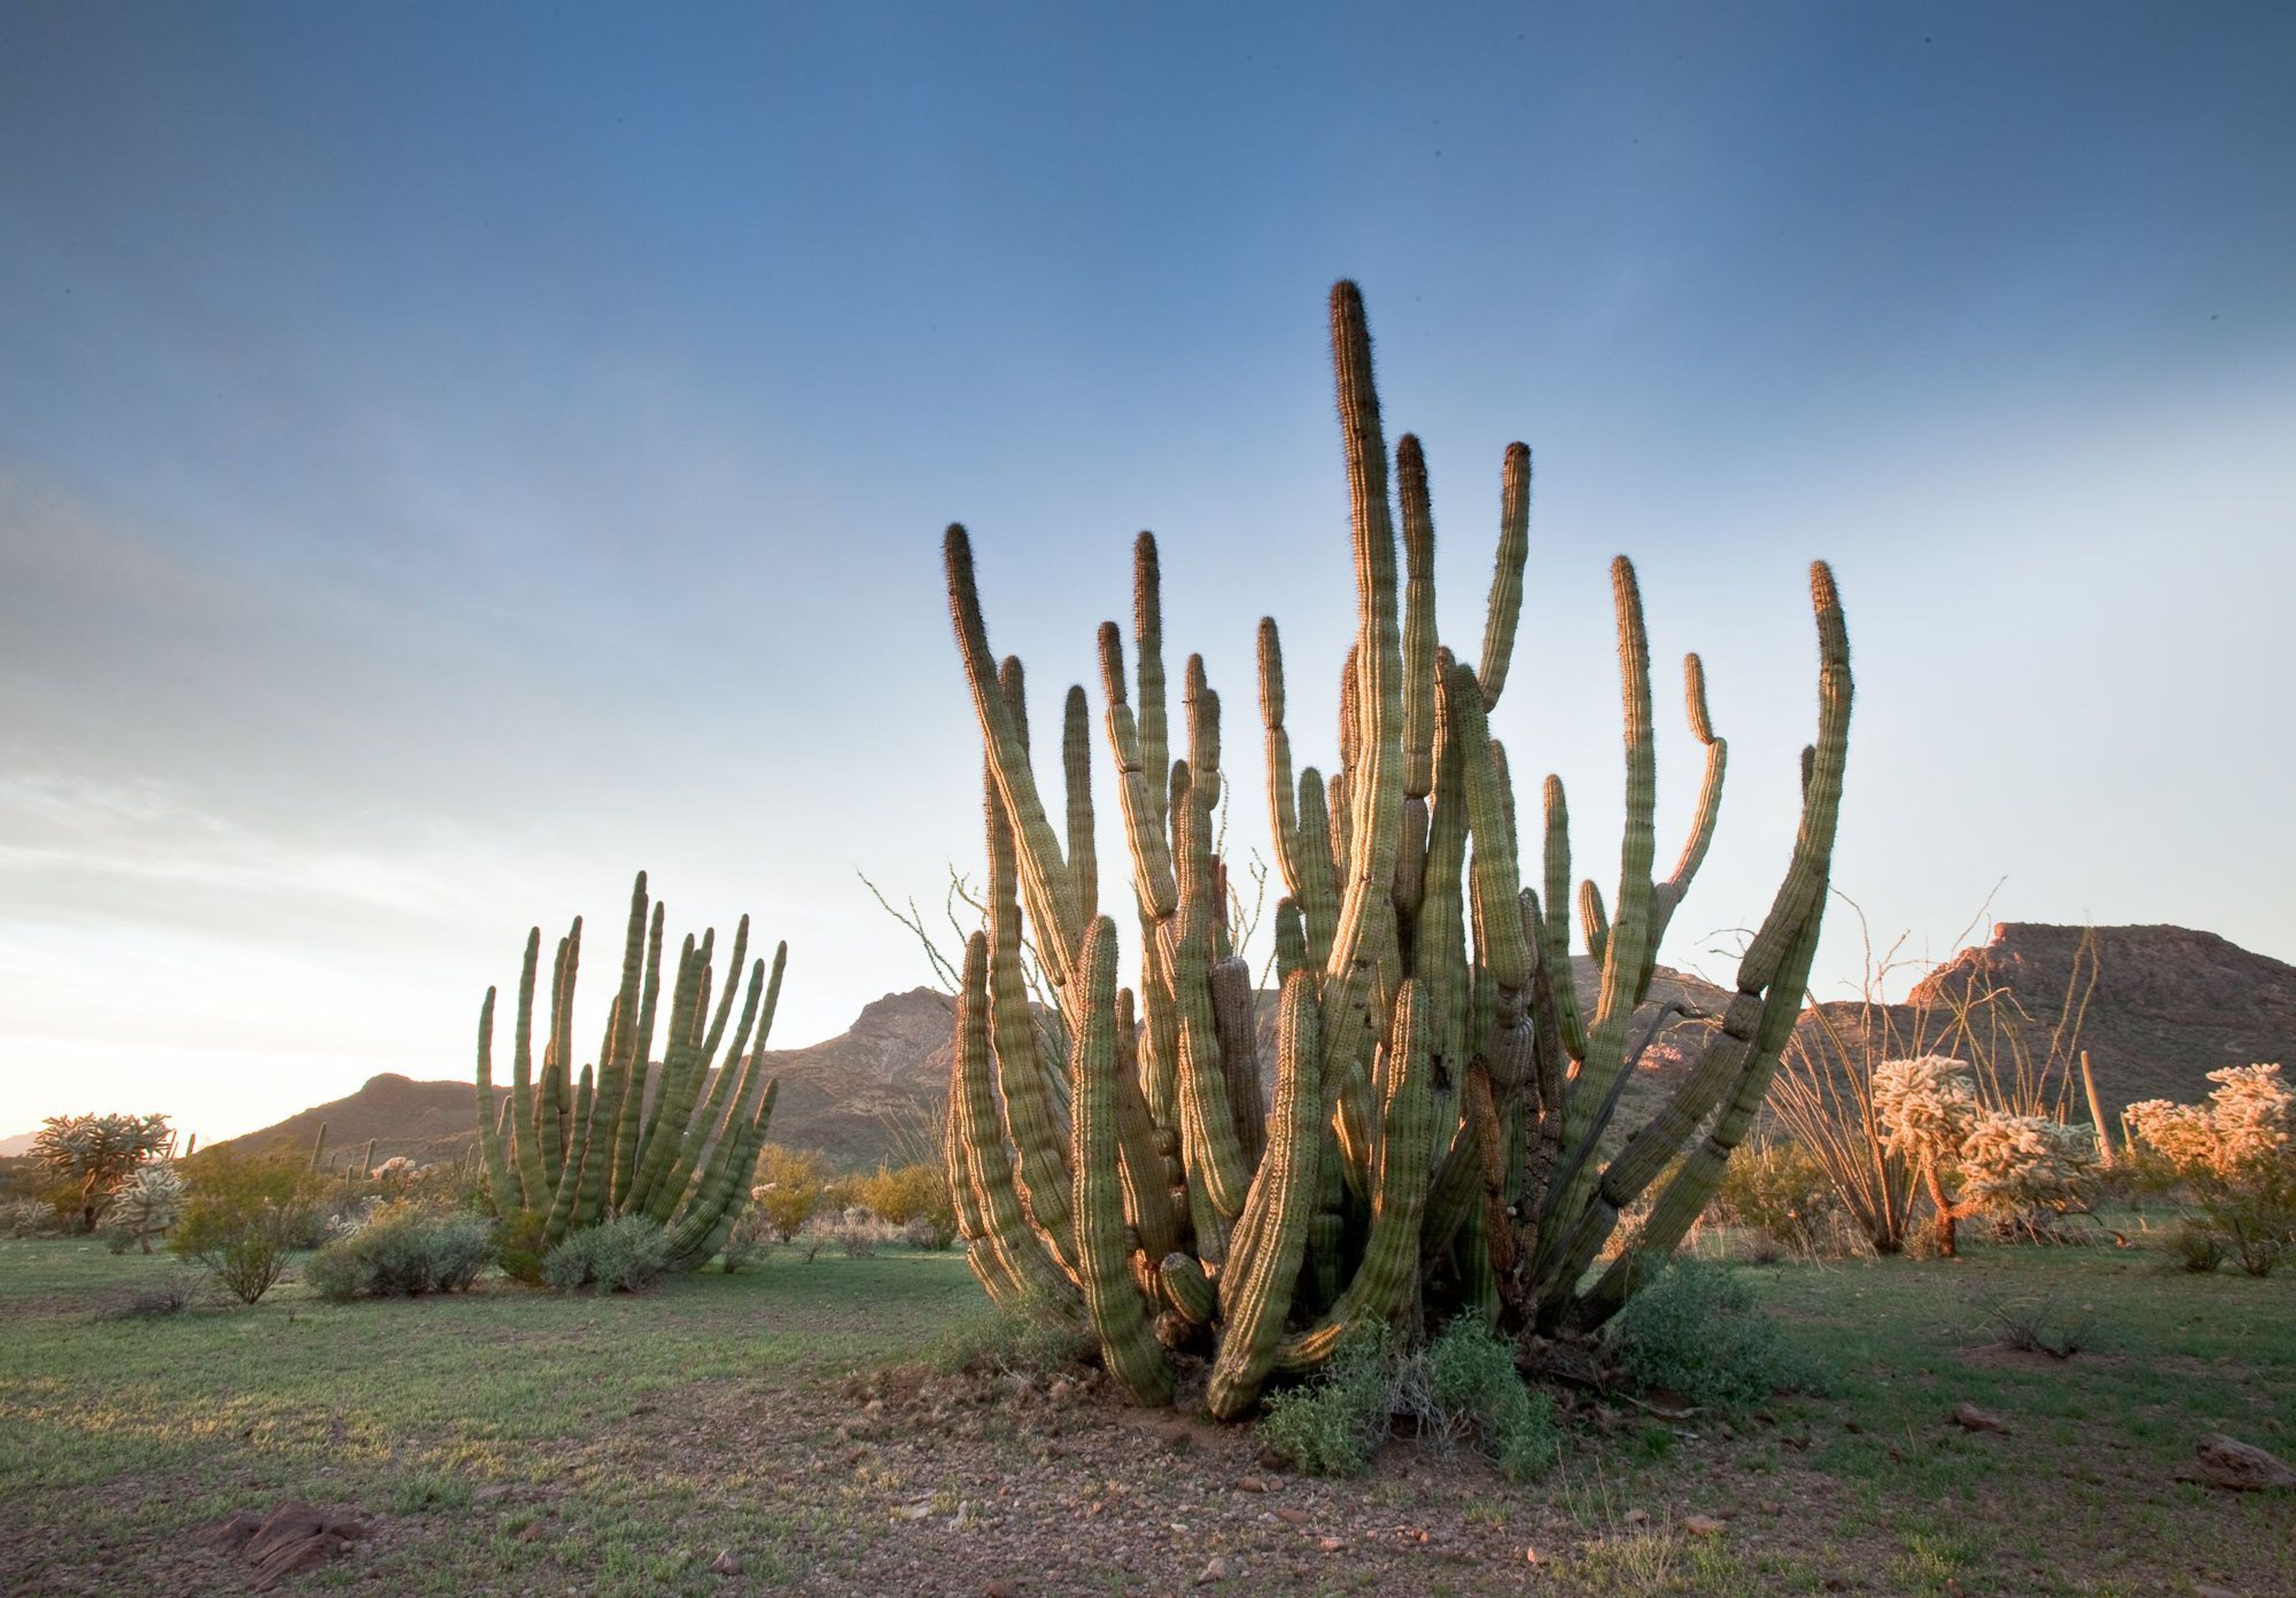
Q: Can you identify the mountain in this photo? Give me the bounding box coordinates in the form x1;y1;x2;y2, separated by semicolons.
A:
207;924;2292;1172
212;986;961;1173
1897;922;2296;1114
0;1131;37;1159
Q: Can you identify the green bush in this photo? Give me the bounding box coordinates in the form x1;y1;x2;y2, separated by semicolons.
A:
1258;1327;1395;1477
925;1290;1095;1378
540;1215;671;1293
1714;1141;1838;1254
170;1149;322;1304
1419;1319;1561;1482
1604;1258;1807;1416
306;1204;496;1300
0;1196;63;1238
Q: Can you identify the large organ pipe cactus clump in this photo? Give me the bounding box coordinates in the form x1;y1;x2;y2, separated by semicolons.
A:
473;871;787;1269
939;283;1852;1417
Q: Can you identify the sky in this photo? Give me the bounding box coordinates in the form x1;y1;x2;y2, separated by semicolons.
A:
2;2;2292;1143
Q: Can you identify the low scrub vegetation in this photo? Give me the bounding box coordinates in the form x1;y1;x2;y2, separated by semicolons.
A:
541;1214;673;1293
1603;1258;1809;1416
304;1203;495;1300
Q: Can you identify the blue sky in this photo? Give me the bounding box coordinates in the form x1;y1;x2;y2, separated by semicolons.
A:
2;3;2292;1139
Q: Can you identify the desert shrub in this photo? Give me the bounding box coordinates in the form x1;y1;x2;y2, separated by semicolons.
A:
2170;1216;2227;1273
1259;1326;1395;1477
93;1267;207;1321
1605;1258;1806;1416
541;1215;671;1294
755;1146;832;1242
719;1201;774;1273
857;1162;957;1247
2126;1064;2295;1279
306;1203;496;1300
927;1290;1096;1378
834;1221;878;1258
1713;1142;1838;1254
1416;1319;1561;1481
170;1149;322;1304
1;1196;62;1238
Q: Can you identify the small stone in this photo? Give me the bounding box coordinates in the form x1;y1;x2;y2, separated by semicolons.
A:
985;1584;1019;1598
1952;1402;2008;1434
516;1523;545;1542
1235;1477;1266;1493
1759;1501;1784;1515
1317;1537;1346;1552
1275;1508;1309;1526
1196;1555;1234;1584
1684;1515;1725;1537
2190;1585;2241;1598
1524;1545;1542;1565
474;1484;513;1504
1623;1509;1649;1527
709;1550;742;1576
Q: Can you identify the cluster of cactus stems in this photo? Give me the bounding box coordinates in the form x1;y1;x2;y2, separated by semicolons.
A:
940;283;1852;1415
472;871;788;1268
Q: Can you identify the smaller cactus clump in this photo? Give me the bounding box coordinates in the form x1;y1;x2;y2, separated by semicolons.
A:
2125;1064;2296;1276
474;871;787;1270
1874;1055;2102;1249
100;1165;186;1254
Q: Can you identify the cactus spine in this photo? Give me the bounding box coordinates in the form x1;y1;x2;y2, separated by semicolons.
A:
939;283;1851;1413
474;871;787;1267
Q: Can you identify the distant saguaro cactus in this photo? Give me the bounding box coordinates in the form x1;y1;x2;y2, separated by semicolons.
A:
938;283;1852;1413
474;872;787;1269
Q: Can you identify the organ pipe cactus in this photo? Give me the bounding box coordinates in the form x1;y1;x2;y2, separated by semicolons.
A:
474;872;787;1268
940;283;1852;1413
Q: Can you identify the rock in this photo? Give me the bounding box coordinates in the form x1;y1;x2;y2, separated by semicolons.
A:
2191;1585;2242;1598
244;1503;332;1565
1623;1509;1649;1527
193;1511;264;1553
1524;1545;1542;1565
2185;1434;2296;1490
985;1584;1019;1598
474;1484;514;1504
1317;1537;1346;1552
1275;1507;1309;1526
1196;1555;1235;1584
710;1550;743;1576
1952;1402;2008;1434
249;1532;349;1592
1759;1501;1784;1515
1235;1477;1266;1493
1683;1515;1726;1537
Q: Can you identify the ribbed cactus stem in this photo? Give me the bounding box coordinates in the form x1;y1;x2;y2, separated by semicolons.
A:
1062;685;1098;940
1397;433;1439;802
1479;442;1532;713
475;988;520;1217
1208;970;1324;1417
1071;917;1174;1404
1579;879;1610;967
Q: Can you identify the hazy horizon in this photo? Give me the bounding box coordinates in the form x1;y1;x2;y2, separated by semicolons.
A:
4;4;2293;1142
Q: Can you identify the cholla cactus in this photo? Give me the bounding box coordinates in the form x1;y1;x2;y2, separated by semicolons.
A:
1872;1056;1982;1162
1958;1114;2100;1227
1876;1056;2102;1248
99;1165;187;1254
2126;1064;2295;1275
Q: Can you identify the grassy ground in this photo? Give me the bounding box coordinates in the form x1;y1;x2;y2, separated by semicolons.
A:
1;1236;2289;1596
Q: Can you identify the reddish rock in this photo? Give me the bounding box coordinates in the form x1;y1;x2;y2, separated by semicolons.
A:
2185;1433;2296;1490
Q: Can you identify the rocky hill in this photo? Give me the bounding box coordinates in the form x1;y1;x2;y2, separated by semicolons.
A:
1897;922;2296;1114
209;924;2293;1172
